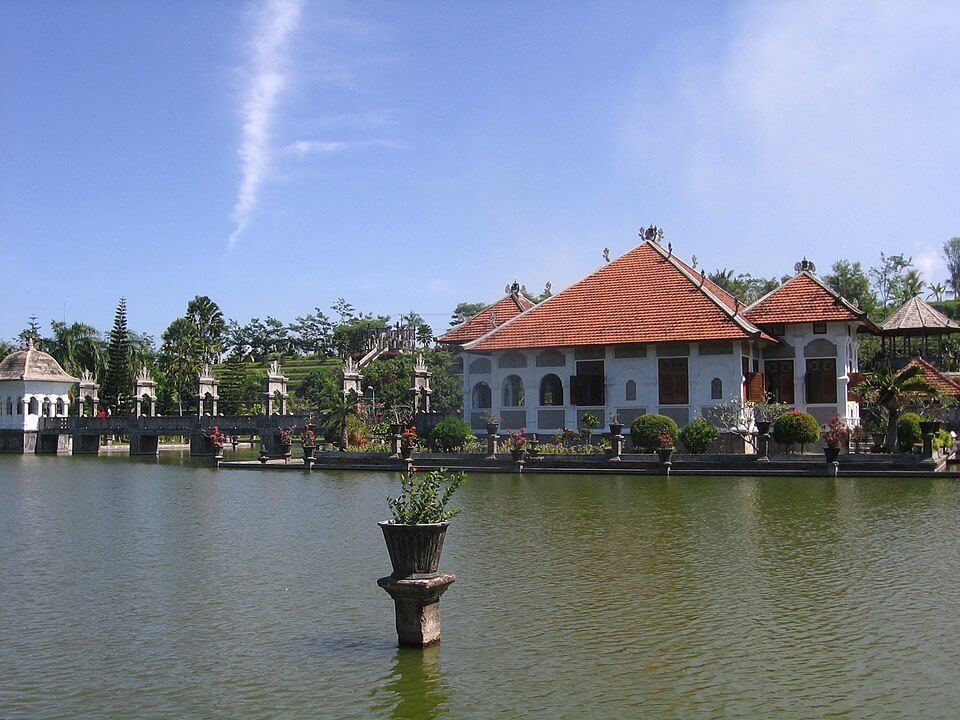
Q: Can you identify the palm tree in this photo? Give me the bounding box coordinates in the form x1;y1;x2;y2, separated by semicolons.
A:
900;269;926;303
928;282;948;303
857;365;939;452
186;296;226;364
318;390;362;450
47;321;104;378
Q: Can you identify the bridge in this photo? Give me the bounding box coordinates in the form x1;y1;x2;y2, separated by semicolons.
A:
37;414;312;457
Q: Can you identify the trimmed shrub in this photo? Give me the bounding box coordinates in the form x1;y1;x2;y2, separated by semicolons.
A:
631;414;679;452
772;410;820;451
680;418;719;453
429;417;475;452
897;413;923;449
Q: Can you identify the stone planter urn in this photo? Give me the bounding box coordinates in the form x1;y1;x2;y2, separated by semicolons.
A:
379;520;449;576
258;448;269;464
609;422;624;436
302;444;316;461
920;421;941;435
213;447;224;467
485;422;500;436
824;446;841;463
511;447;526;462
401;443;414;461
756;420;772;436
657;447;675;464
282;448;292;463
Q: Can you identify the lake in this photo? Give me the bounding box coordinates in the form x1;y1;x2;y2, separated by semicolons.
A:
2;452;959;719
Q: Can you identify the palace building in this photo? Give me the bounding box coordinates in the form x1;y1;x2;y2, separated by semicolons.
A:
439;237;877;438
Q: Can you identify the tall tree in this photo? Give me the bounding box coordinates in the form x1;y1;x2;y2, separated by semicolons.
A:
857;365;938;452
319;389;363;450
823;260;879;318
928;282;948;302
290;308;333;355
185;296;226;363
18;315;42;347
897;269;926;305
943;237;960;299
101;298;133;412
158;317;201;416
47;321;104;378
869;252;913;315
450;302;487;327
331;298;356;324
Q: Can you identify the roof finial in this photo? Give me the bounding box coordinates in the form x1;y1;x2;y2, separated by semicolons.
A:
691;254;698;269
699;268;706;288
641;225;664;244
26;337;34;350
794;258;816;274
603;247;610;263
667;242;673;258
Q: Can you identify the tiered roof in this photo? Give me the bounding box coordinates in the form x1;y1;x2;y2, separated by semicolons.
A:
464;241;773;352
881;296;960;335
437;291;535;345
745;272;877;329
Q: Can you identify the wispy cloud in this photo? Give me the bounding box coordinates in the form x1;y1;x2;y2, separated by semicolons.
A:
228;0;304;249
285;138;405;156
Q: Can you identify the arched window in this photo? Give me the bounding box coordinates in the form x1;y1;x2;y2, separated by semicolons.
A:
626;380;637;401
27;397;38;415
55;398;65;416
711;378;723;400
41;398;51;417
17;399;24;415
498;351;528;369
472;382;491;409
539;374;563;406
502;375;524;407
469;357;491;374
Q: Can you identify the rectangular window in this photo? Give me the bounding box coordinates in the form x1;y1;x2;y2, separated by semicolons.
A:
764;359;795;404
570;361;604;406
806;358;837;404
813;322;827;334
658;357;689;405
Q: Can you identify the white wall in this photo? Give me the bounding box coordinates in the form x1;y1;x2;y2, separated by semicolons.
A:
0;380;74;432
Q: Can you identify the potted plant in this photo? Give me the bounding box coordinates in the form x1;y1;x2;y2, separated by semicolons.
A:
483;412;500;436
379;469;466;577
822;415;849;463
400;426;418;461
301;423;316;460
507;429;528;461
656;433;675;463
204;425;227;464
608;411;623;437
278;426;293;463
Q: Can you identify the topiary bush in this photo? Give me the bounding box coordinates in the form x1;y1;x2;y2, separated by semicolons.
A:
631;414;679;452
680;418;719;453
897;413;923;450
772;410;820;452
429;416;475;452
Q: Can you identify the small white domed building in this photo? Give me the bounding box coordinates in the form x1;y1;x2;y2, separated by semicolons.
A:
0;339;79;453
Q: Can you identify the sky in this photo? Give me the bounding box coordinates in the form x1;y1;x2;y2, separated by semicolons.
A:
2;0;959;341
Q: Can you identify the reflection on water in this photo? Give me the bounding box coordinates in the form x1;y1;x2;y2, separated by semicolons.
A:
1;454;960;719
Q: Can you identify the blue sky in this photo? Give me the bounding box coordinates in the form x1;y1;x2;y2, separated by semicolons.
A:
2;1;959;340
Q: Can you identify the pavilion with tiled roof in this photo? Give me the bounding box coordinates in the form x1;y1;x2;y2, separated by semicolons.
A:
879;296;960;368
901;357;960;398
437;283;536;346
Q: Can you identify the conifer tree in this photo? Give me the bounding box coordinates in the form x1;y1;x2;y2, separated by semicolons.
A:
102;298;133;412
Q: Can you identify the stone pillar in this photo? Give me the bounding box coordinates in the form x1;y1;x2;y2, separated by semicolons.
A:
264;361;289;416
609;432;624;462
197;365;219;418
410;354;432;415
377;573;456;647
78;369;99;417
485;433;499;460
134;367;157;418
922;432;935;460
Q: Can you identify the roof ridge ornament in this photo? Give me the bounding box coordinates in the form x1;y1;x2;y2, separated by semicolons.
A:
794;258;816;274
699;269;706;288
640;225;664;245
603;248;610;263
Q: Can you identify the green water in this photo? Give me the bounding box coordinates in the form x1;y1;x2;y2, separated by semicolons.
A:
2;452;959;719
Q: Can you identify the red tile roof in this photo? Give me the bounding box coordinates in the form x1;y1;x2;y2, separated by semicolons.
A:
437;293;535;345
903;357;960;397
744;272;876;328
464;242;770;351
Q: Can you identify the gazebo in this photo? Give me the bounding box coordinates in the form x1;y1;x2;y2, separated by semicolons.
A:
880;296;960;369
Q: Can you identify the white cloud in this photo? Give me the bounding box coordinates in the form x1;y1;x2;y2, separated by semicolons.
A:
284;138;405;156
914;246;943;284
228;0;304;249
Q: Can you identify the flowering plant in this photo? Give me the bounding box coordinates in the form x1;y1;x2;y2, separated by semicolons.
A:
300;424;316;447
507;429;529;450
401;426;418;446
204;426;227;449
822;415;850;449
278;426;294;447
657;433;675;449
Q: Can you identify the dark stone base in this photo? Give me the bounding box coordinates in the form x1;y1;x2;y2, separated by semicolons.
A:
72;434;101;455
0;430;27;453
377;572;456;647
130;434;159;456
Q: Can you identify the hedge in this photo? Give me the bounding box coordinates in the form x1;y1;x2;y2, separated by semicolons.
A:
631;414;679;452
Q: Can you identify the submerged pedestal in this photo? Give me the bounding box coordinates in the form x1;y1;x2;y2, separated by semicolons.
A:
377;572;456;647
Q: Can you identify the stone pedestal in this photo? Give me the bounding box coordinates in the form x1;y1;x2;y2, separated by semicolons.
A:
377;573;456;647
389;433;402;459
756;433;771;462
827;460;839;477
922;433;935;460
485;433;499;460
609;433;624;462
